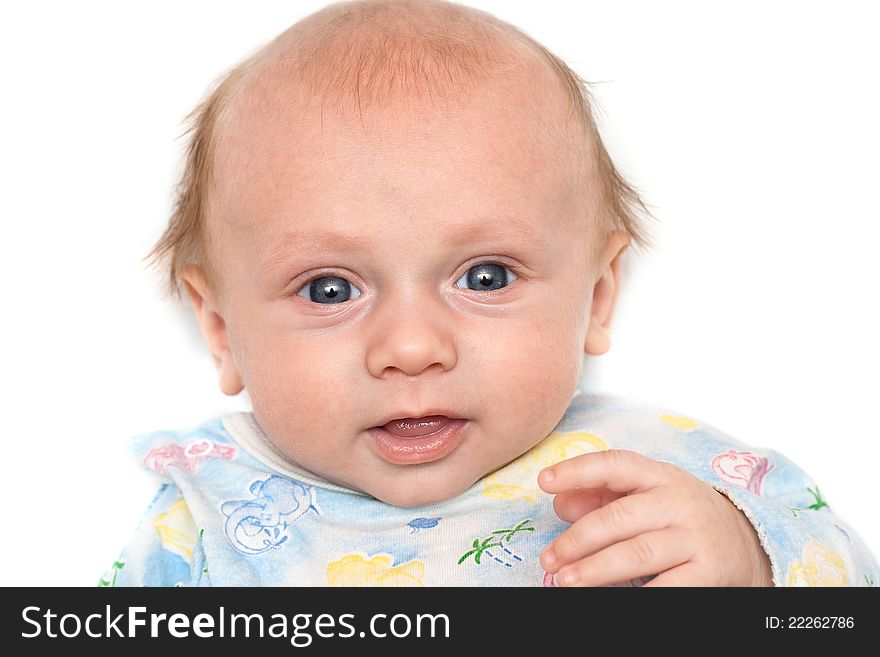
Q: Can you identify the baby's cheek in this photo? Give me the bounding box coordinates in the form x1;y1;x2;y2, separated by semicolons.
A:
499;316;582;409
241;337;351;421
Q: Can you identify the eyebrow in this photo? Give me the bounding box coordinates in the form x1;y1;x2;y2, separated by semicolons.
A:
263;217;550;265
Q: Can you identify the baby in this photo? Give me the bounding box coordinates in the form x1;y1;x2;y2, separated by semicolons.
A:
106;0;877;587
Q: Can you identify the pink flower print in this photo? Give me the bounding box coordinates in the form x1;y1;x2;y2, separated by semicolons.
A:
144;439;237;474
184;440;213;457
711;450;774;495
184;439;236;461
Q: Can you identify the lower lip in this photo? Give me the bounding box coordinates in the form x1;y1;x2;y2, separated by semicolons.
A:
367;419;469;465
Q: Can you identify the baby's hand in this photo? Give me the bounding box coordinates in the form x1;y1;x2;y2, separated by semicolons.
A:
538;449;774;586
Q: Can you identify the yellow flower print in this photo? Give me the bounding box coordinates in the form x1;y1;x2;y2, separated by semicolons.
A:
786;541;847;587
660;415;699;431
327;553;425;587
152;498;199;562
481;431;609;502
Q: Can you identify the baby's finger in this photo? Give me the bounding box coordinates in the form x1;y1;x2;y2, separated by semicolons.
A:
641;562;715;587
553;528;693;587
552;488;624;523
541;489;672;572
539;449;667;495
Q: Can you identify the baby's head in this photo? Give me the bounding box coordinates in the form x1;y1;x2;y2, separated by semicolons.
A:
150;0;651;506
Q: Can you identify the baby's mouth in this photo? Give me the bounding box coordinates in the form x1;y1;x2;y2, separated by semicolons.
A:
366;415;469;465
381;415;456;438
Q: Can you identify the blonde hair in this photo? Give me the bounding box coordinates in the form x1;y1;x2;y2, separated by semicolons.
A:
147;0;654;298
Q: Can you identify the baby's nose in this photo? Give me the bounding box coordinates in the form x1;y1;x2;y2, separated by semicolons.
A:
364;294;458;378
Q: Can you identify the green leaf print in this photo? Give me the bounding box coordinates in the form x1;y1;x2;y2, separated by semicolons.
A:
457;536;502;565
806;486;829;511
98;560;125;587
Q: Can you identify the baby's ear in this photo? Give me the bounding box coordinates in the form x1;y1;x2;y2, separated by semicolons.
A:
177;266;244;396
584;231;629;356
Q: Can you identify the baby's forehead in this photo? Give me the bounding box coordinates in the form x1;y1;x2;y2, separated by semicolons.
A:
213;82;584;234
211;59;589;222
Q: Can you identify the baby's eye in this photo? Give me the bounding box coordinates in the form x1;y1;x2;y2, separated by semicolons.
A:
296;275;362;304
455;263;518;292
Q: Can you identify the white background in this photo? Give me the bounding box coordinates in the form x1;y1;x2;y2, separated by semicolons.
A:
1;1;877;586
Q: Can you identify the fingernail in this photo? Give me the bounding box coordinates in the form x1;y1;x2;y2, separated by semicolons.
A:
557;568;579;586
540;468;555;483
541;548;557;569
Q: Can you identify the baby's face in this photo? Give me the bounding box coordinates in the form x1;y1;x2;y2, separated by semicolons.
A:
192;69;620;506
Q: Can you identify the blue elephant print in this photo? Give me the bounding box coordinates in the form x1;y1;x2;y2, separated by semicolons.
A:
221;476;320;555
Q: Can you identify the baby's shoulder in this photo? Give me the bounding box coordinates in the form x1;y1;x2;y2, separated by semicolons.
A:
133;416;241;478
558;393;755;458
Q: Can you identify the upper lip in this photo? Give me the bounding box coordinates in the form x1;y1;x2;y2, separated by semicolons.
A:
371;410;465;428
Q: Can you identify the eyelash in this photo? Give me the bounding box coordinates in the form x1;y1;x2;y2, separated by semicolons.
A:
294;261;520;304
